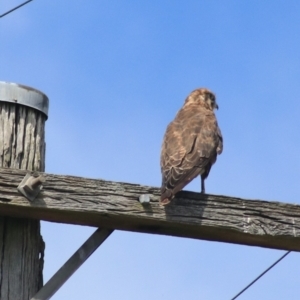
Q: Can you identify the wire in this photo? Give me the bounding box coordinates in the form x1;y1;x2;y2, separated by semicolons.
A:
230;251;291;300
0;0;33;18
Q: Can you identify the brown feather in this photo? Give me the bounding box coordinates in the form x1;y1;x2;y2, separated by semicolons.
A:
160;88;223;205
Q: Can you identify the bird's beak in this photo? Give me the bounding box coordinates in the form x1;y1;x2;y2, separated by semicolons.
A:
215;103;219;110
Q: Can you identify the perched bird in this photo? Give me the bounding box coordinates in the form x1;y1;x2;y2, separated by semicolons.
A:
160;88;223;205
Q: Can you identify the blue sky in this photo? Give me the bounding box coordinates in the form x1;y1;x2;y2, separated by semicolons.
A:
1;1;300;299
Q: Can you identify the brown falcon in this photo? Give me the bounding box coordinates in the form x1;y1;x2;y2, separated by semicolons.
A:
160;88;223;205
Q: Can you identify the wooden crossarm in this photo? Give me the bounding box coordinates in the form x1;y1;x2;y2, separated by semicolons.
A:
0;167;299;251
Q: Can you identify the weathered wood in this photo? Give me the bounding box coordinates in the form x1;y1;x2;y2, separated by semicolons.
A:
0;167;299;252
0;102;45;300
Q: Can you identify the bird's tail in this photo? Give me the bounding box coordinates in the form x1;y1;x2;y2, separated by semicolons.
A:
160;188;173;206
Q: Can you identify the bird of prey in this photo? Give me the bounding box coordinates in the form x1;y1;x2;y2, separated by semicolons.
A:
160;88;223;205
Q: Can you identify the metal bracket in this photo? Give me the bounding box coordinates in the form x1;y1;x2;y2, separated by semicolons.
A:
139;194;151;204
17;173;45;202
31;228;113;300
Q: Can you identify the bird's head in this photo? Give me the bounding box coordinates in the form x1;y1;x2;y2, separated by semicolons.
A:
184;88;218;111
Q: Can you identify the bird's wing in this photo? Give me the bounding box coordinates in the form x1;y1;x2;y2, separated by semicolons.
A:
216;125;223;155
160;107;220;199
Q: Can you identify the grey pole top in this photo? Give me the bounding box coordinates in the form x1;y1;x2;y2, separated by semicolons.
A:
0;81;49;118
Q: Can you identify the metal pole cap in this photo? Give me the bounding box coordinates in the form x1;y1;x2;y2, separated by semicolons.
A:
0;81;49;119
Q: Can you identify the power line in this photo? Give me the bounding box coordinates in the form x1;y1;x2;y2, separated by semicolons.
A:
0;0;33;18
230;251;291;300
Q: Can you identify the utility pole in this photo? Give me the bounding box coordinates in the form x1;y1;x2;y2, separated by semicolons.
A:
0;81;48;299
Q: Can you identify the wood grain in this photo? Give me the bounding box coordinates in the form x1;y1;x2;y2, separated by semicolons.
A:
0;103;45;300
0;167;299;252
